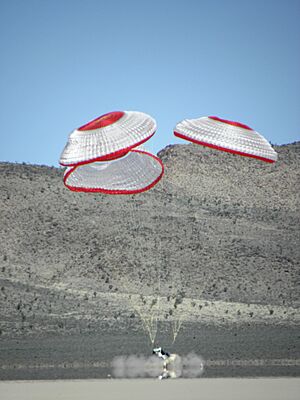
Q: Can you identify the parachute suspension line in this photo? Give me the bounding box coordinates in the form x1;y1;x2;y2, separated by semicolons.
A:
110;196;152;345
157;179;164;329
170;200;185;345
156;232;161;328
171;315;184;345
118;194;158;345
170;276;184;344
121;275;156;345
143;194;159;345
158;169;186;344
152;221;161;344
147;194;160;345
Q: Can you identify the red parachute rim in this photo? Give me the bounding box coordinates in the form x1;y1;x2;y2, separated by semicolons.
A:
78;111;125;131
209;116;253;131
63;149;165;195
174;131;275;163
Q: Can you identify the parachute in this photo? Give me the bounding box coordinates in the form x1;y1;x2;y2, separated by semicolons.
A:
63;149;164;194
174;116;278;163
60;111;163;194
59;110;165;344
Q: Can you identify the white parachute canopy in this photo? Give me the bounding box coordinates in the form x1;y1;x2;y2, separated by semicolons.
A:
63;150;164;194
59;111;164;194
60;111;157;166
174;116;278;163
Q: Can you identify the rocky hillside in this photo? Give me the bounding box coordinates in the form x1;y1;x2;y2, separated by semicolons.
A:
0;142;299;338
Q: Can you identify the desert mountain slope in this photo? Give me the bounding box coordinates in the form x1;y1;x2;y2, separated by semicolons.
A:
0;142;299;337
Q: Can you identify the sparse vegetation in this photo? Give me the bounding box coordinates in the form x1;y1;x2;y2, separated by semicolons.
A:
0;142;299;337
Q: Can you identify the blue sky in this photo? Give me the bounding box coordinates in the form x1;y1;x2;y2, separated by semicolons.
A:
0;0;299;166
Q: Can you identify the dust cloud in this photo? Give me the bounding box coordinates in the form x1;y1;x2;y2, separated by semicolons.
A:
112;353;204;378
